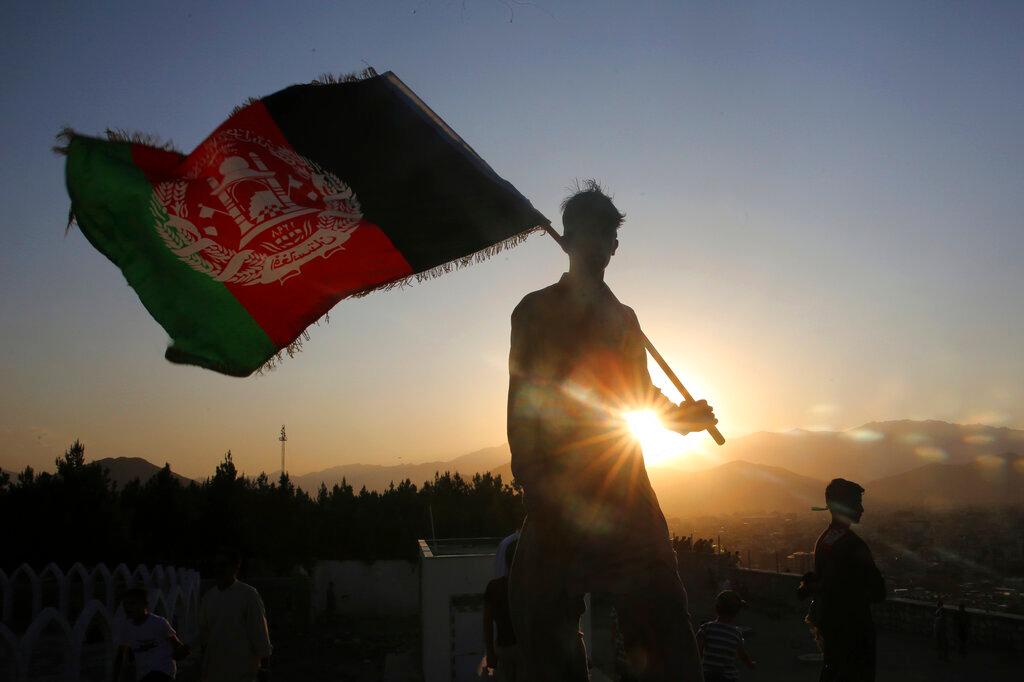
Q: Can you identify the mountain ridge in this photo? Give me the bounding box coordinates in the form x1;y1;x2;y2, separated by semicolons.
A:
9;420;1014;511
287;444;511;492
92;456;193;488
710;420;1024;483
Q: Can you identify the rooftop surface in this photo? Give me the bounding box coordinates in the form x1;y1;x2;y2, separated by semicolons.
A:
683;583;1022;682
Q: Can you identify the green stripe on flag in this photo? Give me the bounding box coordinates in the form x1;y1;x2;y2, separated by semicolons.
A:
65;136;277;376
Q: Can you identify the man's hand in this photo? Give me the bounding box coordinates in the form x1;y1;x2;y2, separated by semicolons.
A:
665;399;717;435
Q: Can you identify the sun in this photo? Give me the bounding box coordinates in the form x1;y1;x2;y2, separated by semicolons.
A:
624;409;663;443
623;409;705;468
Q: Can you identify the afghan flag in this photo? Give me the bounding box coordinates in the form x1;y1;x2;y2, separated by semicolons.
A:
61;70;547;377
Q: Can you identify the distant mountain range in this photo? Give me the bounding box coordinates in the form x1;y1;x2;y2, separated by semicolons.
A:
286;444;511;493
40;420;1017;512
93;457;193;488
711;420;1024;483
651;460;825;519
655;452;1023;518
867;452;1024;509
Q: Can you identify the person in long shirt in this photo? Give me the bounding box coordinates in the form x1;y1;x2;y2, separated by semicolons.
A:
506;181;717;681
199;548;273;682
802;479;886;682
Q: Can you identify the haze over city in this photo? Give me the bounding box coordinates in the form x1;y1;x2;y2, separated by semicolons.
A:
2;1;1023;479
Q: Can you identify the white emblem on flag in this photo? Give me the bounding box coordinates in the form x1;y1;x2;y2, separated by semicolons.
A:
151;129;362;285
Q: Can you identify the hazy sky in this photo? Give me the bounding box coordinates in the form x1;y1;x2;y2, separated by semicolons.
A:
1;1;1022;479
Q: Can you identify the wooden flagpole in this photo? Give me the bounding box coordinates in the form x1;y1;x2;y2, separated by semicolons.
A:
541;225;726;446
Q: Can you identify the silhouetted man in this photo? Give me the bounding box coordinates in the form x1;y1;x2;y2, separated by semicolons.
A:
804;479;886;682
199;548;273;682
507;181;717;681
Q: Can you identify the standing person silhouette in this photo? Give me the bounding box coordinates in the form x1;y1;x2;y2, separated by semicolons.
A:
199;548;273;682
506;180;717;681
804;479;886;682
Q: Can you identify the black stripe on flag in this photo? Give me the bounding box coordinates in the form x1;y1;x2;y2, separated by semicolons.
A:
262;72;548;273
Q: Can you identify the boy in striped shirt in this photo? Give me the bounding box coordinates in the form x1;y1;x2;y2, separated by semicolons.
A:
697;590;757;682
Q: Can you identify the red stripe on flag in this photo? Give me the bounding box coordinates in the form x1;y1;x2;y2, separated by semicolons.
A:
227;218;412;346
133;100;413;349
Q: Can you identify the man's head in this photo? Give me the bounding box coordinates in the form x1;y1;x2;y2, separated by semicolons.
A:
560;180;625;278
122;587;149;622
213;546;241;584
825;478;865;524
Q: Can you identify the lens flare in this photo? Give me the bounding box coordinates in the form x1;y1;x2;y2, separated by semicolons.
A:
845;429;884;442
622;409;704;468
914;445;948;462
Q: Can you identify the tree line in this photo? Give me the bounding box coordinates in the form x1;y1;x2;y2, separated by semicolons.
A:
0;441;525;574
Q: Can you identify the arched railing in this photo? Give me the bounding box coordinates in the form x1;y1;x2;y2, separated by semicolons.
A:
0;563;199;682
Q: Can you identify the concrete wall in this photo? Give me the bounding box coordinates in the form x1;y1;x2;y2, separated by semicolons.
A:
420;553;495;682
312;560;418;617
874;598;1024;651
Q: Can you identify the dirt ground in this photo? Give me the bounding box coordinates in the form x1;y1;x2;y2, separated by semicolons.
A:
176;615;421;682
175;601;1021;682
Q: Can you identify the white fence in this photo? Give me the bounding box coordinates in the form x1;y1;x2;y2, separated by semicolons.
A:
0;562;200;682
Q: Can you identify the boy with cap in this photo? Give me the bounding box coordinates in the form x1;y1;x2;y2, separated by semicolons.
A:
697;590;756;681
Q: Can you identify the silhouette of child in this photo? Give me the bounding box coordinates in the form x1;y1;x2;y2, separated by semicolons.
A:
113;587;189;681
696;590;756;682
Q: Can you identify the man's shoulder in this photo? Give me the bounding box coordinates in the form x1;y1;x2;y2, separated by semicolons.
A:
202;580;259;602
512;283;564;318
617;301;640;323
234;580;262;597
512;283;637;319
838;527;869;552
817;524;850;549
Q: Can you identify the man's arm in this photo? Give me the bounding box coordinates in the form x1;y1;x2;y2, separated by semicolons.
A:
507;302;552;505
626;307;716;434
857;541;887;603
246;589;273;669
